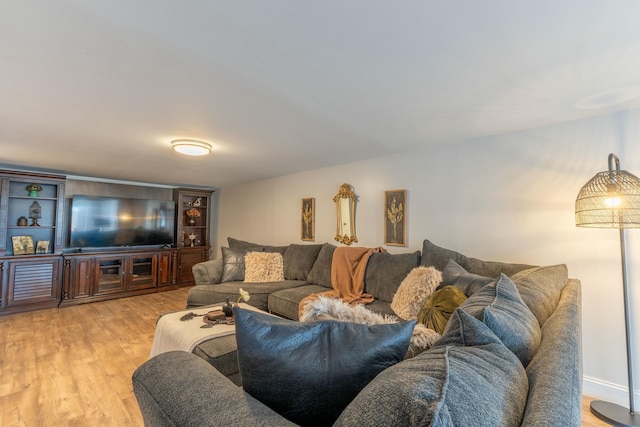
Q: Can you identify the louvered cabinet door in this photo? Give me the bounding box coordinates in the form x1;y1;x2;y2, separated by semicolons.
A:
1;256;62;311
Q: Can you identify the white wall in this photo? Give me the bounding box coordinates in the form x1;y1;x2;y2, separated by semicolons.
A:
215;109;640;406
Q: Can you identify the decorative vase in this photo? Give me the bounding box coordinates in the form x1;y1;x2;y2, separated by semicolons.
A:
222;297;233;317
187;216;196;226
17;216;28;226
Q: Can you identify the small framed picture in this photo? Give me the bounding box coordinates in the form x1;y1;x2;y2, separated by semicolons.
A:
384;190;407;247
12;235;35;255
301;198;315;241
36;240;50;254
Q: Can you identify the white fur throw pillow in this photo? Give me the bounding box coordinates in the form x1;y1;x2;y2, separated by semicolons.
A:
243;252;284;283
390;266;442;320
300;296;440;353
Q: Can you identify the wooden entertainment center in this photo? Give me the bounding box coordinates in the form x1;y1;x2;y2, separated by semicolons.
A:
0;169;213;315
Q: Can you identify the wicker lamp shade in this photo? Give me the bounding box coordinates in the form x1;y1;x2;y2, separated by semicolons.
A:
576;156;640;228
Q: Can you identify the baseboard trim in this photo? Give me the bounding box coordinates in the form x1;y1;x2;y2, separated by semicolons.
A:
583;375;640;408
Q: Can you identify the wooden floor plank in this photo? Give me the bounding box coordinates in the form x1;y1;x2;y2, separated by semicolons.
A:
0;287;609;426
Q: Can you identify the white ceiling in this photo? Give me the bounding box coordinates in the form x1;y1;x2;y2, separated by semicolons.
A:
2;1;640;189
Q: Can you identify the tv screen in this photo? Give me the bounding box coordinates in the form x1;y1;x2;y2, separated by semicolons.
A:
70;195;175;248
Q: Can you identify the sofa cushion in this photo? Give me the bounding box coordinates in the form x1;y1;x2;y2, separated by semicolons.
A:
234;307;414;427
335;309;528;426
268;284;328;320
421;239;535;278
364;251;421;302
194;280;306;311
511;264;568;326
440;258;496;296
283;244;323;280
390;266;441;320
417;285;467;334
243;252;284;283
306;243;336;288
220;247;247;282
227;237;287;254
460;273;541;367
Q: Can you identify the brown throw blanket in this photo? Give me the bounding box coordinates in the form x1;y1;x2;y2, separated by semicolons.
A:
298;246;386;318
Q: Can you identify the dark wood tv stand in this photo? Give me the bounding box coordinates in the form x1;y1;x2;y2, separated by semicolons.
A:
60;247;181;307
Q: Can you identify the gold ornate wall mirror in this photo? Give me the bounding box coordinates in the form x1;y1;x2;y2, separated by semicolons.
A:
334;183;358;245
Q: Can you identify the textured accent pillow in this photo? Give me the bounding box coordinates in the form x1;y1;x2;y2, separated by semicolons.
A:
440;258;496;296
390;266;441;320
234;307;414;427
283;244;323;280
364;251;421;302
220;247;248;282
460;273;541;367
243;252;284;283
306;243;336;288
420;239;535;278
335;309;528;427
417;285;467;334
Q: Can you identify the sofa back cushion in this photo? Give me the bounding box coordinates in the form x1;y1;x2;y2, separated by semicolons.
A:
306;243;336;288
283;244;323;280
511;264;568;326
364;251;421;302
227;237;288;255
336;309;528;426
421;239;535;278
235;307;414;427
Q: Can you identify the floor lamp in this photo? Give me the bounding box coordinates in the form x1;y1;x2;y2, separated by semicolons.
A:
576;153;640;427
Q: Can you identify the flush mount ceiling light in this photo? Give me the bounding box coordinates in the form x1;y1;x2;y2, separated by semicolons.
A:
171;139;212;156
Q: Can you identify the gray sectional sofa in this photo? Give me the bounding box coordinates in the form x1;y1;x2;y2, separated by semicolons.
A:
133;238;582;426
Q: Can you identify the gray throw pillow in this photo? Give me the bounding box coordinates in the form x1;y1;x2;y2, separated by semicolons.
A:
306;243;336;288
440;258;495;296
335;309;528;427
283;244;323;280
420;239;535;278
460;273;541;367
234;307;414;427
220;247;247;282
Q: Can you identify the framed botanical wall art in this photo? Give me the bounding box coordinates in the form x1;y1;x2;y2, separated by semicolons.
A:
384;190;406;246
301;198;315;241
12;235;35;255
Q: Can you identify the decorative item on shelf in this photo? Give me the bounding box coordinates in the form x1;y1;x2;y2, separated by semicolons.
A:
36;240;49;254
188;232;197;247
29;201;41;226
575;153;640;427
11;235;34;255
16;216;28;226
26;183;42;197
185;207;200;226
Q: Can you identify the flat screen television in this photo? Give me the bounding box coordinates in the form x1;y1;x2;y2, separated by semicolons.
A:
69;195;175;249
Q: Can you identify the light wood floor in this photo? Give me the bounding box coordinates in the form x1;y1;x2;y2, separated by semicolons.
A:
0;287;608;426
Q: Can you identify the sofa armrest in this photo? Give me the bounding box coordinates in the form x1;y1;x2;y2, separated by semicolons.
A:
192;258;223;285
133;351;295;427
